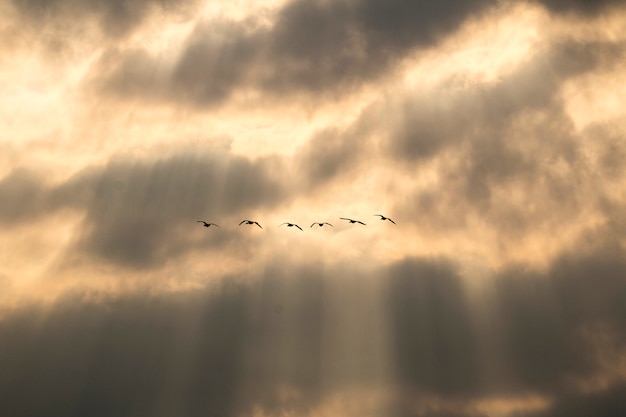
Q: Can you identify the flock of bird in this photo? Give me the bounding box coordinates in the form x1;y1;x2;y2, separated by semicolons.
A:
196;215;396;230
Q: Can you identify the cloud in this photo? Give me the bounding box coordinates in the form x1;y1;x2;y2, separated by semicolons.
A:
95;0;499;106
493;244;626;391
386;245;626;398
0;262;386;417
0;151;290;268
261;0;498;92
386;258;480;396
389;38;625;162
0;169;49;224
87;0;620;122
10;0;199;39
293;104;381;190
169;19;262;106
1;244;625;416
79;33;626;268
534;0;626;16
3;2;626;415
283;38;626;209
0;284;252;417
529;382;626;417
388;39;626;238
65;152;291;268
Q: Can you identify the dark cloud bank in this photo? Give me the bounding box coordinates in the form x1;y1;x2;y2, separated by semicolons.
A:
0;151;288;268
535;0;626;15
92;0;626;107
388;37;626;236
11;0;626;107
95;0;499;106
11;0;200;38
1;248;626;417
12;0;623;37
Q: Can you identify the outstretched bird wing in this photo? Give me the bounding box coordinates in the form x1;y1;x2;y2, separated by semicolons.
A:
324;223;333;227
356;221;366;225
310;223;317;227
387;218;396;225
340;217;352;221
239;220;247;225
295;224;303;231
210;223;221;227
197;220;206;224
254;222;263;229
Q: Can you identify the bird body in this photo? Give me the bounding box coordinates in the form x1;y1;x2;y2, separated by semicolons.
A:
340;217;366;225
374;214;396;224
311;222;333;227
197;221;220;228
280;222;303;231
239;220;263;229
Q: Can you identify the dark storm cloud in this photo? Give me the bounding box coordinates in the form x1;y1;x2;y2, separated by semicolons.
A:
387;246;626;397
391;39;626;163
168;21;258;106
0;262;382;417
262;0;497;92
11;0;199;39
0;151;289;268
97;48;169;101
92;19;259;106
2;245;626;416
386;258;480;396
389;406;488;417
0;169;49;224
62;152;289;268
492;252;626;392
1;248;626;416
535;0;625;15
296;128;356;185
294;104;381;189
0;282;252;417
96;0;498;105
391;39;626;232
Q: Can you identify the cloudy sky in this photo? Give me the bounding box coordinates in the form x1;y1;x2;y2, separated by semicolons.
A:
2;0;626;416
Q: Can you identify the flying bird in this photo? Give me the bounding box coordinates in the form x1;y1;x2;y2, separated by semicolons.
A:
374;214;396;224
311;222;333;227
280;222;303;231
340;217;366;225
239;220;263;229
197;221;220;228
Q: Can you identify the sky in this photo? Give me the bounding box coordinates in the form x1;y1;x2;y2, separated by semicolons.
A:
1;0;626;416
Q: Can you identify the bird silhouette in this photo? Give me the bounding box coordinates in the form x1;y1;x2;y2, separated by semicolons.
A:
280;222;303;231
374;214;396;224
197;221;220;228
340;217;366;225
311;222;333;227
239;220;263;229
